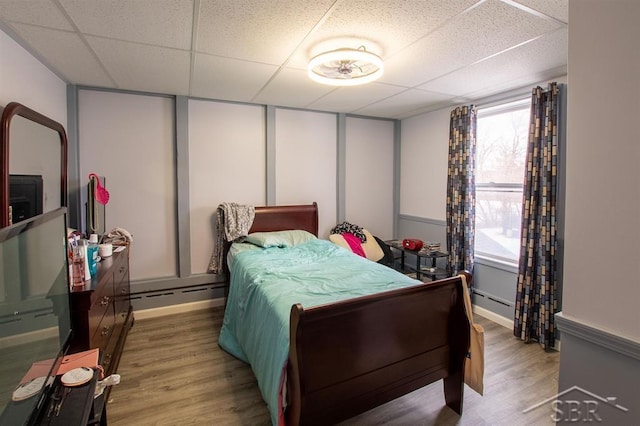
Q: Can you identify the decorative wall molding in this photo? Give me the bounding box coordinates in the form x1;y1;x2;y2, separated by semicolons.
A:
398;214;445;227
555;312;640;361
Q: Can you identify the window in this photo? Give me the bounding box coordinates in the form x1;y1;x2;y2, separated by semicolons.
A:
475;99;530;264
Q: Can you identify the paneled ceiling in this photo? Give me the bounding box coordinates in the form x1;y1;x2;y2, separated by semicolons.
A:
0;0;567;119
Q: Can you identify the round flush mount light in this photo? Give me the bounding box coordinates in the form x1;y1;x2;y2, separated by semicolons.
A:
307;47;384;86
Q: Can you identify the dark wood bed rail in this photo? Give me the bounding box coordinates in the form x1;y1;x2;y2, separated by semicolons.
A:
287;272;472;426
221;202;472;424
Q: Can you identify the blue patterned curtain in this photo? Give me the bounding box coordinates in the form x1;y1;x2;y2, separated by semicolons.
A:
514;82;559;350
446;105;476;275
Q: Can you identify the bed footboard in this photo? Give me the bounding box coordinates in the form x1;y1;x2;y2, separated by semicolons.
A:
286;273;471;426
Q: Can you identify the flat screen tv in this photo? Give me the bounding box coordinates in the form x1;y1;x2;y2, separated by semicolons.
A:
9;174;43;225
0;207;72;425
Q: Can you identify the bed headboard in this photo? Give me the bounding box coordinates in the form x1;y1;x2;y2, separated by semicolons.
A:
221;202;319;279
249;202;318;236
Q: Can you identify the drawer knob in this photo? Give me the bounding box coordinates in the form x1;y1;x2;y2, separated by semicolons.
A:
101;326;110;336
121;287;127;295
100;296;110;306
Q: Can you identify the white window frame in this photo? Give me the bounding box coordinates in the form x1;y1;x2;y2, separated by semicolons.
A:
475;98;530;267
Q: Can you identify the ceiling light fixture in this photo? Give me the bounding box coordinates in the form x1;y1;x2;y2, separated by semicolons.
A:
307;46;384;87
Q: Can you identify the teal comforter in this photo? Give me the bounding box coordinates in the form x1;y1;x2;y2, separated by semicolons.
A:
218;238;420;425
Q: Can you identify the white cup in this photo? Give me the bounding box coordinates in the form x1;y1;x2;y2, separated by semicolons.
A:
98;243;113;258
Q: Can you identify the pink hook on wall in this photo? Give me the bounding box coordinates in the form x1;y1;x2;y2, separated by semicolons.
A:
88;173;110;205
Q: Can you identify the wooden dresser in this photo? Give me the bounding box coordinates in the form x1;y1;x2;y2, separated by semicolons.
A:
69;247;134;378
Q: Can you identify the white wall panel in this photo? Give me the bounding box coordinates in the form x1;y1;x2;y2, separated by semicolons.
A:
557;3;640;420
400;108;450;220
563;0;640;339
275;109;336;237
0;29;67;303
78;90;175;281
0;29;67;124
188;100;265;274
345;117;394;240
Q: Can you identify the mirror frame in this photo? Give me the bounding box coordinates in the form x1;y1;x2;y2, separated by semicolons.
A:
1;102;68;227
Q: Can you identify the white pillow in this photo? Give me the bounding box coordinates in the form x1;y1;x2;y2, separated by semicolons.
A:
245;230;316;248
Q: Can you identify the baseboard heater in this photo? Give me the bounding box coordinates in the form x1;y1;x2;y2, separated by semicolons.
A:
471;288;514;308
129;283;224;310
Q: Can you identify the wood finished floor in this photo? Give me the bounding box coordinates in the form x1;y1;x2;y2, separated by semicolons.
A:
107;307;559;425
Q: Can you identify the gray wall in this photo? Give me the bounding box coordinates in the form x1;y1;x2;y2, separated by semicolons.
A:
556;314;639;424
397;76;567;325
555;1;640;422
398;215;516;321
69;88;399;311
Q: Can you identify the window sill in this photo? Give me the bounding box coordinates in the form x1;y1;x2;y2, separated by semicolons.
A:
475;255;518;274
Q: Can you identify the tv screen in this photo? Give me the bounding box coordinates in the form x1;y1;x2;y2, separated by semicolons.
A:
9;174;43;225
0;208;72;425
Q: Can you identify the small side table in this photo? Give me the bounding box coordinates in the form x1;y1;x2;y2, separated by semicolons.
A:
385;241;450;281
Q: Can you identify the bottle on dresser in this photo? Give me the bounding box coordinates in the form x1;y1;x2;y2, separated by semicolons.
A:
70;236;85;288
86;233;99;278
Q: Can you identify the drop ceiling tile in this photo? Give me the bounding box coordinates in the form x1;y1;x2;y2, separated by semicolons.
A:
509;0;568;23
191;53;279;102
287;0;479;69
0;0;74;30
86;36;190;94
252;67;335;109
306;82;406;114
354;88;455;119
465;64;565;100
59;0;193;49
8;23;113;86
419;28;567;97
0;0;569;117
196;0;335;65
380;0;562;88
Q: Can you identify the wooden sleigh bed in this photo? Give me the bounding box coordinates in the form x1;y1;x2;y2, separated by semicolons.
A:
222;202;471;425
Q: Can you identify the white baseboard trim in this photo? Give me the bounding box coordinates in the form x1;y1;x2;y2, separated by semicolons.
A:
133;298;516;333
474;305;562;351
134;297;225;320
472;304;513;329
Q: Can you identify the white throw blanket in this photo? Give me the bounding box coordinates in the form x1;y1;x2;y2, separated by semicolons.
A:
208;202;255;274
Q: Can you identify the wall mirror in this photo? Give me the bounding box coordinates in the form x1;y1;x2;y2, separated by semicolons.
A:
1;102;67;227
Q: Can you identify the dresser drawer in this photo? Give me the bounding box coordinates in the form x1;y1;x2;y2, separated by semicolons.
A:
90;307;115;349
87;278;114;335
69;247;133;381
101;322;124;373
115;281;129;321
113;255;128;285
